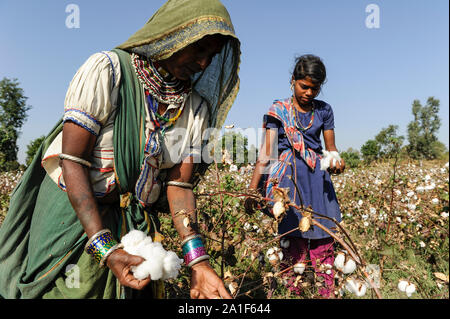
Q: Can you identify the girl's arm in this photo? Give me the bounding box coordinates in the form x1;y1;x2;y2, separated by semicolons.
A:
323;129;345;174
245;127;278;214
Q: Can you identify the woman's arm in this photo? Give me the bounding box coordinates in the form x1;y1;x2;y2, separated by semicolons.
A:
323;129;345;174
61;122;150;290
166;156;231;299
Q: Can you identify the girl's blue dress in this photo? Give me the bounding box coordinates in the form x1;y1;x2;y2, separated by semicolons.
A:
262;98;342;239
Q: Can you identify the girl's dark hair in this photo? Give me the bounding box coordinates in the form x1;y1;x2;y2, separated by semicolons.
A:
292;54;327;85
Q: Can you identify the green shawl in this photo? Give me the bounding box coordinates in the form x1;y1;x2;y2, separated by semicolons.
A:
0;0;240;299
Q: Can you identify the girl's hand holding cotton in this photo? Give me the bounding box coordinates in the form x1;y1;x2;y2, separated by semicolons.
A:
121;230;183;281
320;150;343;172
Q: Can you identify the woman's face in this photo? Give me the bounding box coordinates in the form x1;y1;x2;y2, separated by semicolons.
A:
158;34;226;81
292;77;321;107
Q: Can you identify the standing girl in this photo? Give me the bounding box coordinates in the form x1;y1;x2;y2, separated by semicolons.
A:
245;55;345;298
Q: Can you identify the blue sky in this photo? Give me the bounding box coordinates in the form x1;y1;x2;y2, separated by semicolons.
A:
0;0;448;163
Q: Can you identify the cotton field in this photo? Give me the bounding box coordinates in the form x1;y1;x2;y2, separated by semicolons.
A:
0;159;448;299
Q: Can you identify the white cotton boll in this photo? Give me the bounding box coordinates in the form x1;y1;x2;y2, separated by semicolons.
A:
277;251;284;261
345;278;367;297
415;186;425;193
346;279;367;297
441;212;449;218
244;222;251;231
431;198;439;205
358;199;363;206
320;150;331;171
320;151;341;171
398;280;409;292
405;283;416;297
266;248;275;258
272;201;285;219
334;252;345;271
343;258;357;274
293;262;306;275
407;191;415;197
280;237;290;249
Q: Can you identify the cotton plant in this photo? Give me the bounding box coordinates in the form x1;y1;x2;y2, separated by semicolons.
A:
121;230;183;281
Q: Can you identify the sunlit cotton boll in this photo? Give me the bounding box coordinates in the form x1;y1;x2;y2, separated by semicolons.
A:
398;280;409;292
334;251;356;274
272;201;285;219
345;277;367;297
293;262;306;275
266;247;283;265
334;252;345;270
343;258;357;274
405;283;416;297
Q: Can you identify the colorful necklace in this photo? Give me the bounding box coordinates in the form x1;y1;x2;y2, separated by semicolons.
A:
146;91;185;136
291;97;315;131
132;53;191;105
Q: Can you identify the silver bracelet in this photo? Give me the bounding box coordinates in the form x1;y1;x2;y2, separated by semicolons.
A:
99;243;124;268
187;254;210;268
166;181;193;189
59;153;92;168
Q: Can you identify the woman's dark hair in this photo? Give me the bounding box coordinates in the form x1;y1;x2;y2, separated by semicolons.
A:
292;54;327;85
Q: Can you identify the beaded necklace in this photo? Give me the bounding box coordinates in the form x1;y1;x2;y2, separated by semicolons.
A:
291;97;315;131
146;91;185;136
131;53;191;105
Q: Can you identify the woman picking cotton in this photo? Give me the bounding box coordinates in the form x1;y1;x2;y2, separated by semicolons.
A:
0;0;240;299
245;55;345;298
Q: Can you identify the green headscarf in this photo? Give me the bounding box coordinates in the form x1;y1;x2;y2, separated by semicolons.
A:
117;0;241;130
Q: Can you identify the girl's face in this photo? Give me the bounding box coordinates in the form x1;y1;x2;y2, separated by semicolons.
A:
158;34;225;81
292;77;321;107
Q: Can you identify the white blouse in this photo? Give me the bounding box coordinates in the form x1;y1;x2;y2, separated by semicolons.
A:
42;51;209;205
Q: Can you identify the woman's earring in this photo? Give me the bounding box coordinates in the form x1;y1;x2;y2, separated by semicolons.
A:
290;82;294;92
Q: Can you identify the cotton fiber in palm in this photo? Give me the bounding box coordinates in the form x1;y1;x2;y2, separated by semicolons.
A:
121;230;183;280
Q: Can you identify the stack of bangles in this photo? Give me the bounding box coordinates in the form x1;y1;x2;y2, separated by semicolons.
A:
181;234;209;267
85;229;123;267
